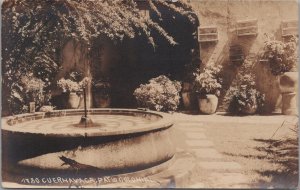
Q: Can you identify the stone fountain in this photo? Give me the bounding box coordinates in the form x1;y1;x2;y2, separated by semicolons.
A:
2;107;175;186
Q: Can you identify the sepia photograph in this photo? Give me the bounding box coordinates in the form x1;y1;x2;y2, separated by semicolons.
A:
1;0;299;188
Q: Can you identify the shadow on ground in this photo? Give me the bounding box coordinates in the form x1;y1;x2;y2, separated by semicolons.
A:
224;130;298;188
252;136;298;188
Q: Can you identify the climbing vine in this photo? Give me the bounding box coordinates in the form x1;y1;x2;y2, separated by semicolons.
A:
2;0;197;115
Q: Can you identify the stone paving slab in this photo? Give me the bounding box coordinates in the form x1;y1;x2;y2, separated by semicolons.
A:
174;121;204;127
191;148;223;159
176;127;205;132
197;161;242;170
185;132;206;139
175;113;260;188
175;123;204;127
185;140;214;147
207;172;250;188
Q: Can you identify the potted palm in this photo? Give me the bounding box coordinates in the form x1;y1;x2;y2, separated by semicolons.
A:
263;36;298;115
228;74;265;115
193;65;222;114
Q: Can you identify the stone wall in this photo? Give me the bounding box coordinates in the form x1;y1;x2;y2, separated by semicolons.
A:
190;0;298;112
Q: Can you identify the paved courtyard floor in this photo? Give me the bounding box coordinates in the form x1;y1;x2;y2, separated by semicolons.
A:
2;112;298;188
171;112;298;188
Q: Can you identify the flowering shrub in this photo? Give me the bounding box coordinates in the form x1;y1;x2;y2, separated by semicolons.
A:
58;70;91;93
22;75;45;92
57;78;80;92
193;65;222;96
69;71;83;82
21;75;46;111
228;75;265;115
263;37;298;75
92;80;111;98
133;75;181;112
79;77;91;89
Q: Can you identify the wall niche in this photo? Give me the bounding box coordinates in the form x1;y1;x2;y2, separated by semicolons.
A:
198;26;218;43
236;19;258;37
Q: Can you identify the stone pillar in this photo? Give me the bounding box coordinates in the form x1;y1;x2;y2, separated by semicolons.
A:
282;92;297;115
279;72;298;115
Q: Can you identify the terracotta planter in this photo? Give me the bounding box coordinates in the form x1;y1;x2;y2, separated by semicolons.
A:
94;95;111;108
279;71;298;115
68;92;80;109
282;92;298;115
182;82;192;92
241;104;257;115
182;92;197;110
279;71;298;93
198;94;218;114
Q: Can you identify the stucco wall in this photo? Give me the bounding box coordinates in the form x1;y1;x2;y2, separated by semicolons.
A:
190;0;298;112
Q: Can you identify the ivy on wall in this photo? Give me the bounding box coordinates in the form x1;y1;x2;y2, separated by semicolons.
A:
2;0;197;115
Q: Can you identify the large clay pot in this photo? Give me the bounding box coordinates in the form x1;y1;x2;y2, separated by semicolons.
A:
68;92;80;109
282;92;298;115
182;82;192;92
94;94;111;108
241;104;257;115
182;92;197;110
279;71;298;115
279;71;298;93
198;94;218;114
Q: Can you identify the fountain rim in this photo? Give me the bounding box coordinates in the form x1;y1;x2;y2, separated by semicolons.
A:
1;108;174;137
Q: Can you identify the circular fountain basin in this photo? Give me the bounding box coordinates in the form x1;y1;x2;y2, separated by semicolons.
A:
2;109;174;176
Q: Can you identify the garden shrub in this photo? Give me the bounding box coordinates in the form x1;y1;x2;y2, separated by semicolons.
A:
133;75;181;112
228;74;265;115
193;64;222;97
263;36;298;75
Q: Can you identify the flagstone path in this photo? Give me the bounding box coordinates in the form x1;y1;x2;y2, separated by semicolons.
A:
174;120;251;188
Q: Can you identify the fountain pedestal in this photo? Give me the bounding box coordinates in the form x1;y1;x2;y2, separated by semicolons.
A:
79;116;94;128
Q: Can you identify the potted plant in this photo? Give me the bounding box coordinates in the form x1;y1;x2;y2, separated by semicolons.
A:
182;60;200;110
133;75;182;112
92;80;111;108
263;36;298;115
228;74;265;115
57;78;80;109
193;65;222;114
